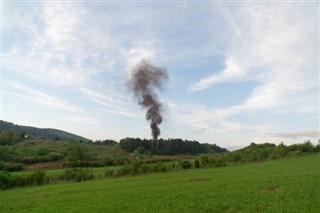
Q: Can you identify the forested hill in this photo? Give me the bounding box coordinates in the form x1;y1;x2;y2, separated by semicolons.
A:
0;120;89;141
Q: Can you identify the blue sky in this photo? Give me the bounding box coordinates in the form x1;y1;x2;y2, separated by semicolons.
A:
2;1;319;149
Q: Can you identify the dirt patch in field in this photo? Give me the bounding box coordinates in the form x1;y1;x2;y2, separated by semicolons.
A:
265;186;282;192
25;162;63;171
190;178;210;182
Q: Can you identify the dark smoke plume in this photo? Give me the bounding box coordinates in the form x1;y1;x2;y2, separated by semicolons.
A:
128;59;168;151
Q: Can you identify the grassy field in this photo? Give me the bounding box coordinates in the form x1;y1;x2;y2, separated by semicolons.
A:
0;154;319;212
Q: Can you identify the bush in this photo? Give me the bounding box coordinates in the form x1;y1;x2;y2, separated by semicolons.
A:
63;168;94;182
152;163;167;172
37;148;50;156
194;159;200;168
48;152;65;161
200;154;209;167
131;160;142;174
14;170;47;187
145;158;176;164
0;161;23;171
215;159;226;167
140;164;152;173
113;164;133;177
171;162;176;168
181;161;192;169
20;156;38;164
232;153;241;162
104;170;114;177
287;150;302;158
30;170;46;185
0;171;14;189
113;157;128;166
104;157;115;166
270;144;289;160
300;141;314;153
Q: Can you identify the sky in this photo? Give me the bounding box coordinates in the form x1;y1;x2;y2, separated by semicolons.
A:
1;1;319;149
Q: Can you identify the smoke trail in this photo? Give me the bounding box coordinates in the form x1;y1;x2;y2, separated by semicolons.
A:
128;59;168;150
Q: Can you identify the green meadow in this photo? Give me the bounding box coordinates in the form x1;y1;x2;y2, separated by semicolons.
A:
1;154;319;213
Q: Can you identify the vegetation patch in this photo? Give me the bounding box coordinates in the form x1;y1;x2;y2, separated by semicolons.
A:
190;178;210;182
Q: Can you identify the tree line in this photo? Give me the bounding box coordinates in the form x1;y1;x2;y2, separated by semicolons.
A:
119;137;228;155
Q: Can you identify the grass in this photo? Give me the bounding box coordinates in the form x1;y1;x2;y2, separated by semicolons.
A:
0;154;319;212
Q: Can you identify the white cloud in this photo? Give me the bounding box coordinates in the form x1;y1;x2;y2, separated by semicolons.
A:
77;86;142;118
189;2;318;114
189;58;244;91
266;130;320;139
44;2;82;45
8;82;84;113
2;2;117;87
218;2;242;37
172;3;318;143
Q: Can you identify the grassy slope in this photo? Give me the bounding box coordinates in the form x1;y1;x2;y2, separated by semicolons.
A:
12;138;125;163
0;154;319;213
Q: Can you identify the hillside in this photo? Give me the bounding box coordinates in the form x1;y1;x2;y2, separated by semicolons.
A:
0;120;89;141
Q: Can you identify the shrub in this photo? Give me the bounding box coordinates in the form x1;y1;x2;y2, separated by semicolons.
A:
270;144;289;160
287;150;302;158
17;170;47;186
48;152;65;161
145;158;176;164
194;159;200;168
114;157;128;166
215;159;226;167
0;161;23;171
0;171;14;189
232;153;241;162
113;164;133;177
0;170;49;189
66;142;92;162
181;161;192;169
104;157;115;166
20;156;38;164
140;164;152;173
30;170;46;185
208;157;217;166
152;163;167;172
63;168;94;182
300;141;313;153
37;148;50;156
104;170;114;177
171;162;176;168
131;160;142;174
200;154;209;167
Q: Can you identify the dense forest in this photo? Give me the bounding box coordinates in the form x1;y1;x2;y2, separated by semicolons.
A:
119;137;228;155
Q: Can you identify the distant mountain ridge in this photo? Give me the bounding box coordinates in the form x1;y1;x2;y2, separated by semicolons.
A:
0;120;89;141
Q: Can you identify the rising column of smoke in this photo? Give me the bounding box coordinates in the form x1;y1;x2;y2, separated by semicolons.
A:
128;59;168;151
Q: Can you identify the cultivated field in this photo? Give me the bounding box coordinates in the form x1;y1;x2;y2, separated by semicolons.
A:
0;154;319;212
